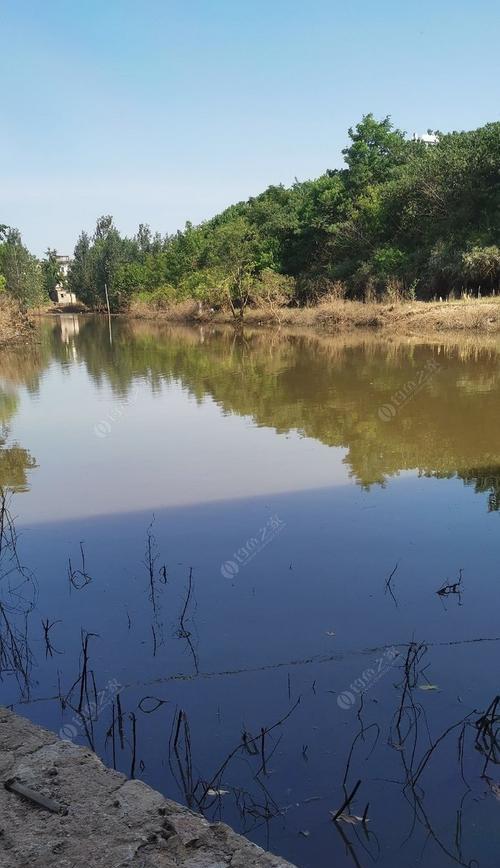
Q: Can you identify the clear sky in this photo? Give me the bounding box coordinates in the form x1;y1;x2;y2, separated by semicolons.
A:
1;0;499;256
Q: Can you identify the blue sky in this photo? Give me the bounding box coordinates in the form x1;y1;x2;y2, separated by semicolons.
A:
1;0;499;255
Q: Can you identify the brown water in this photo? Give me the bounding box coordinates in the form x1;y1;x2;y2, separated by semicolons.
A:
1;315;500;867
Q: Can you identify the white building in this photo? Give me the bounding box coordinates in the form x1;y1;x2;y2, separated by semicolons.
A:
53;255;77;305
412;132;439;145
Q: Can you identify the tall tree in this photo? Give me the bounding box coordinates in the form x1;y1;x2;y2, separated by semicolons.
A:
68;231;92;303
342;114;408;192
42;248;63;299
0;228;44;307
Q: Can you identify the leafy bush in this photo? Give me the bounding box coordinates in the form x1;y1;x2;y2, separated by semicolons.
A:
250;269;295;307
462;246;500;289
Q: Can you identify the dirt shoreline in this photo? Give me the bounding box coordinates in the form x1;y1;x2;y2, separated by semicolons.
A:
0;298;35;347
31;296;500;338
125;296;500;335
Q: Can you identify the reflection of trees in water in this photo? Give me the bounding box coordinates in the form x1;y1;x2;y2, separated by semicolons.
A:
457;468;500;512
0;442;36;492
66;317;500;508
0;387;36;492
0;324;54;490
7;315;500;505
0;320;65;490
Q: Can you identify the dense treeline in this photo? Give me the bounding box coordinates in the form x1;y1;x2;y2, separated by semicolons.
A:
0;226;66;309
67;115;500;313
2;115;500;314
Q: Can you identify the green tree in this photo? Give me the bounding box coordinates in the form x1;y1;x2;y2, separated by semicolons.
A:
342;114;408;192
42;248;64;299
0;228;44;307
463;246;500;290
63;116;500;307
68;231;92;303
208;218;267;318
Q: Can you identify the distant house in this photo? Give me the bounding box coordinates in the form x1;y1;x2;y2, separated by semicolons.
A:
412;132;439;145
52;255;77;305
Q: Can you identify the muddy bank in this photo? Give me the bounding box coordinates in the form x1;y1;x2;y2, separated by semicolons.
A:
0;298;34;346
126;296;500;335
38;296;500;336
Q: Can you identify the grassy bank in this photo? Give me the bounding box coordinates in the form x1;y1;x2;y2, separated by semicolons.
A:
0;297;33;346
127;295;500;335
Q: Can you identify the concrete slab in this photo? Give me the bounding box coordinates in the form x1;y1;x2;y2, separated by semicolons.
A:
0;707;297;868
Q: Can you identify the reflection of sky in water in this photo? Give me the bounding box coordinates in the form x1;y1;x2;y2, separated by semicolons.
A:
11;365;350;525
5;474;500;868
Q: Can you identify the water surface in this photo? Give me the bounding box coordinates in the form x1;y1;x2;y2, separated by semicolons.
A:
1;316;500;867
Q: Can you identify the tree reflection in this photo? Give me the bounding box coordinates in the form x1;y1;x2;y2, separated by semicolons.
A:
0;387;36;491
68;318;500;508
7;315;500;506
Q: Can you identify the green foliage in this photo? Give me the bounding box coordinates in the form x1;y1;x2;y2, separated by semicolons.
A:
64;116;500;311
68;218;173;311
135;284;178;309
3;115;500;313
251;268;295;307
462;246;500;289
178;268;227;306
68;231;92;302
0;227;44;307
42;248;64;299
342;114;409;192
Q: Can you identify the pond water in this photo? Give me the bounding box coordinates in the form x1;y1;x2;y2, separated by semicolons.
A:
1;315;500;867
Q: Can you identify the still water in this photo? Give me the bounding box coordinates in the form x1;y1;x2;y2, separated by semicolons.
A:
1;315;500;867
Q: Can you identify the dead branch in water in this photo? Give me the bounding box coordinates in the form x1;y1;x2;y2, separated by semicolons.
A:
474;695;500;774
331;779;362;822
0;602;33;696
61;630;99;748
0;492;36;698
142;520;167;655
177;566;194;638
384;561;399;607
167;698;301;813
68;542;93;591
176;566;199;674
436;568;464;606
41;618;61;658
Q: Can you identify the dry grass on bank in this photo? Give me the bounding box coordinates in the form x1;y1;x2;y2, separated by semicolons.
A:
128;295;500;335
0;297;34;346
